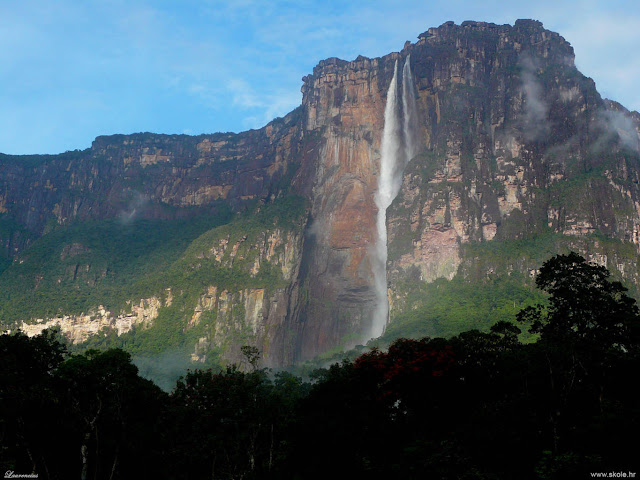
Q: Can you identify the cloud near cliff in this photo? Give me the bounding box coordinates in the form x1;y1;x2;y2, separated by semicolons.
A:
519;56;551;141
600;108;640;152
133;350;193;392
227;79;301;129
118;191;150;225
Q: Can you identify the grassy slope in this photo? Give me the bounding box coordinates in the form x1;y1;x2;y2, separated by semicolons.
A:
109;196;308;357
383;229;640;347
0;206;233;323
0;197;308;377
3;175;640;377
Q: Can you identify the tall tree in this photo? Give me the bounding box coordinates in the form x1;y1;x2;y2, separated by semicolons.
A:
518;251;640;351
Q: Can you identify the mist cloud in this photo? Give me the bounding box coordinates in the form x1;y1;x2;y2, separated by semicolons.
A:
118;191;150;225
133;350;194;392
519;56;550;141
601;107;640;152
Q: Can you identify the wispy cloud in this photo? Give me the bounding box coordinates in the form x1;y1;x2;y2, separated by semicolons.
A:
601;107;640;152
519;56;550;141
227;78;300;129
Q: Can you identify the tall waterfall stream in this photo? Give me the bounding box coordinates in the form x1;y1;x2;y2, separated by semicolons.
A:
370;55;419;340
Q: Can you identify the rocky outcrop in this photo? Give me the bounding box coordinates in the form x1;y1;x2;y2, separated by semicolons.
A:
292;19;640;354
20;293;170;344
292;55;389;357
189;287;285;365
184;222;306;366
382;21;640;317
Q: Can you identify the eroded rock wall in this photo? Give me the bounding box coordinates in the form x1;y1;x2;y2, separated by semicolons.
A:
0;109;307;256
19;293;170;344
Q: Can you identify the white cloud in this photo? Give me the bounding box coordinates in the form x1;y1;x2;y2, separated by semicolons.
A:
227;78;301;129
601;108;640;151
519;56;550;141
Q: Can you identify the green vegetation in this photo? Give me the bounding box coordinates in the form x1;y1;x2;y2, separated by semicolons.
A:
110;195;307;356
461;231;640;296
384;275;545;343
384;229;640;349
0;206;233;322
2;253;638;479
462;232;564;271
0;215;35;275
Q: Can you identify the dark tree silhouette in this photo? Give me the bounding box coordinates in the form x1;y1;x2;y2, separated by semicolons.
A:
516;252;640;474
518;251;640;351
2;253;638;479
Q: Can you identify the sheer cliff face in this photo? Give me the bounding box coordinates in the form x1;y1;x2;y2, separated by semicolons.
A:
293;19;640;359
0;114;309;255
4;20;640;365
294;55;388;358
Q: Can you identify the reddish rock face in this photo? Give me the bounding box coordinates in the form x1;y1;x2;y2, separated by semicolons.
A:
292;55;391;358
4;20;640;365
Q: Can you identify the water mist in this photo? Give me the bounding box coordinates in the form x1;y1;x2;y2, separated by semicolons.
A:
370;55;419;340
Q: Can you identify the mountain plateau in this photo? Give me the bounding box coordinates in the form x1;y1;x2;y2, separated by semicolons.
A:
2;19;640;368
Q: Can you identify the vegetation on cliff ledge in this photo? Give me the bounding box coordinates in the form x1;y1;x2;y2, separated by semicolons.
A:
0;196;308;366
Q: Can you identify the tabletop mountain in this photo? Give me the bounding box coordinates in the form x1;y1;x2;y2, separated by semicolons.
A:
2;19;640;368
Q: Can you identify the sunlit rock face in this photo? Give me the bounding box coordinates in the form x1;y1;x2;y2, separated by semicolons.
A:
20;295;168;343
383;21;640;311
293;55;387;358
4;20;640;365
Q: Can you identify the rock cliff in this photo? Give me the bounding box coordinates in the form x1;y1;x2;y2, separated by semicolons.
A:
0;110;312;255
3;20;640;366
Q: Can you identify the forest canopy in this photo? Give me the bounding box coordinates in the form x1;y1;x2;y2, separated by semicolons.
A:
1;253;638;479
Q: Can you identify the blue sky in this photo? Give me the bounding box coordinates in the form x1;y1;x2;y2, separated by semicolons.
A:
1;0;639;155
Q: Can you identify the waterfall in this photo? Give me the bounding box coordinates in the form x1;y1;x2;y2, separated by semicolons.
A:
371;60;400;339
370;55;418;340
402;55;419;164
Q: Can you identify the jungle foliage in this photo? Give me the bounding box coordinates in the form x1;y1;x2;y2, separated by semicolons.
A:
1;253;638;479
